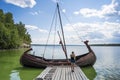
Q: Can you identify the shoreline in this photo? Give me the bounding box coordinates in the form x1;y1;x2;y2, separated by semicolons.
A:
0;44;120;50
31;44;120;46
0;48;29;51
90;44;120;46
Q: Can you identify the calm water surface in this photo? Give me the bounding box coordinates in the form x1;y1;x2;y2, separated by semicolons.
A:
31;45;120;80
0;46;120;80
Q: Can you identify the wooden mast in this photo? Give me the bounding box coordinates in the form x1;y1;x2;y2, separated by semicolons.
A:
57;3;68;60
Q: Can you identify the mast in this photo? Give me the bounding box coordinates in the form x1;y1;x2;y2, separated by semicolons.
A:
57;3;68;60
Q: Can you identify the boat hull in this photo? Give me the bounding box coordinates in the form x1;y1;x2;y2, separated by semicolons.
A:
20;48;96;68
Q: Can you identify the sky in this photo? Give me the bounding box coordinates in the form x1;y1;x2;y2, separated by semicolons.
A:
0;0;120;45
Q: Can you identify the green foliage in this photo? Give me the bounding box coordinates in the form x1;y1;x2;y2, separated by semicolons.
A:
5;12;14;24
0;9;31;49
15;22;32;44
0;9;5;23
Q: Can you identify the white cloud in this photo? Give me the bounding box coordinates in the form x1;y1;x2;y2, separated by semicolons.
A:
79;8;104;18
5;0;36;8
30;12;38;15
63;21;120;44
74;0;120;19
74;11;79;15
118;11;120;15
51;0;59;3
25;25;48;33
32;38;47;44
30;21;120;44
30;10;41;15
25;25;38;30
62;9;66;13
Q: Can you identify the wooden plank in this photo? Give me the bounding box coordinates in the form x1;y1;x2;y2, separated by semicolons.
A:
65;66;69;80
57;67;62;80
74;67;82;80
44;67;56;80
52;66;60;80
52;66;62;80
35;67;52;80
76;67;88;80
61;66;66;80
70;66;74;80
51;66;59;80
68;66;71;80
35;66;88;80
72;67;79;80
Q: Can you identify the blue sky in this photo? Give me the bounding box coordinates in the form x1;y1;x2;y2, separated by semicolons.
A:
0;0;120;44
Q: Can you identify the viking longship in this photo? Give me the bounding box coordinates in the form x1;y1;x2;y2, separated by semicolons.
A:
20;3;96;68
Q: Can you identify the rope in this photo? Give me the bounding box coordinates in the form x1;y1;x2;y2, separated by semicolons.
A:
52;11;58;60
42;7;58;59
59;7;84;42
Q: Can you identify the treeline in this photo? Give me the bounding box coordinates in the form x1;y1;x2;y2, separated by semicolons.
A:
90;44;120;46
0;9;31;49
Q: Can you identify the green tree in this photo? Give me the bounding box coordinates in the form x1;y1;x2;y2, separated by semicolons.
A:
24;32;31;44
15;22;31;44
0;9;5;23
0;9;31;49
0;22;10;49
9;29;20;48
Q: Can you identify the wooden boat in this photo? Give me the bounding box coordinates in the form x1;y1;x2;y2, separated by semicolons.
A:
20;40;96;68
20;3;96;68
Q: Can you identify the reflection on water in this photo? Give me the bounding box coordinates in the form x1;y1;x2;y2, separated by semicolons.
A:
94;66;120;80
81;66;97;80
10;70;21;80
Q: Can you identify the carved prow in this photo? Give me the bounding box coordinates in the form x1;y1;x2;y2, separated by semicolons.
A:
84;40;93;52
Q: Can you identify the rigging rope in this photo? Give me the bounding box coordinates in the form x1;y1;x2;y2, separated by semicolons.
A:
43;3;68;60
59;6;84;42
52;11;58;60
42;7;58;59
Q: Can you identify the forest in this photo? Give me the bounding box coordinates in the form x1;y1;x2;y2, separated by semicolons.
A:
0;9;31;49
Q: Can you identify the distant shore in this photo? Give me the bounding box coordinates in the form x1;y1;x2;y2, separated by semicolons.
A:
31;44;120;46
90;44;120;46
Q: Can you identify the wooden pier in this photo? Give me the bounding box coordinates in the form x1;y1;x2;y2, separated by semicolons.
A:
35;66;89;80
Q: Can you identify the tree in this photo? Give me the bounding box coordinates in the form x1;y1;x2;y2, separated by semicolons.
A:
15;22;31;44
0;9;5;23
0;9;31;49
0;22;10;49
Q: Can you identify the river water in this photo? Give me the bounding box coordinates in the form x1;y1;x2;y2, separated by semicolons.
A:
31;45;120;80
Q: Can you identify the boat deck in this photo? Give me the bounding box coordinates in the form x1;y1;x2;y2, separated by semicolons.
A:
35;66;88;80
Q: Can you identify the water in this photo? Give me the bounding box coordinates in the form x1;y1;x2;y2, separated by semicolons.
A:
0;49;42;80
31;45;88;59
0;46;120;80
31;45;120;80
93;46;120;80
